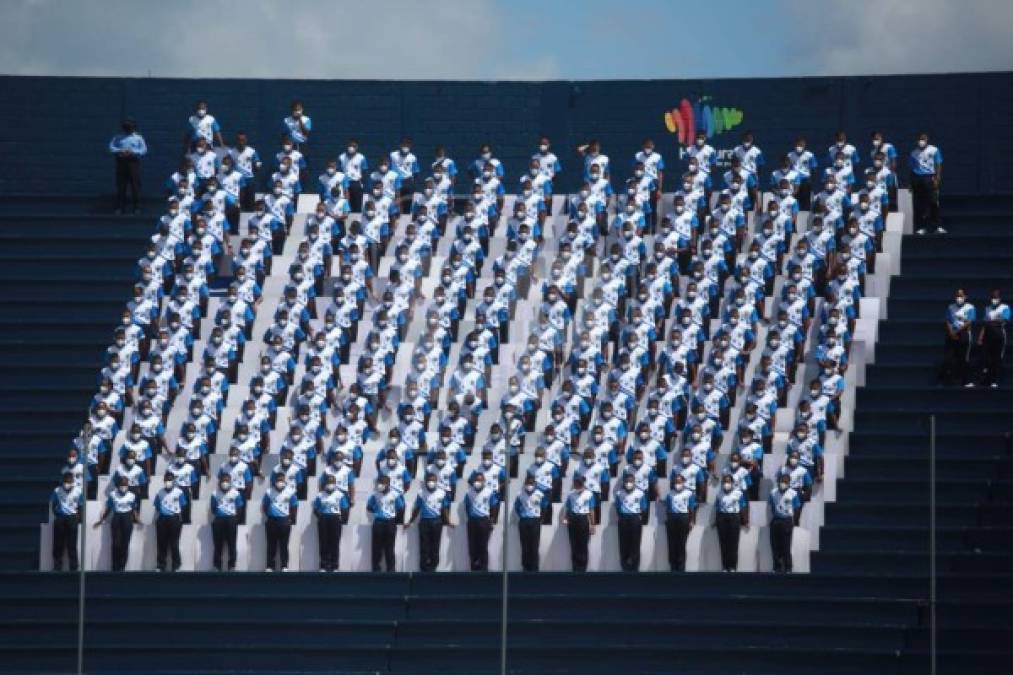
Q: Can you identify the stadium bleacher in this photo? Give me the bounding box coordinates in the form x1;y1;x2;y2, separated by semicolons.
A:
0;92;1010;672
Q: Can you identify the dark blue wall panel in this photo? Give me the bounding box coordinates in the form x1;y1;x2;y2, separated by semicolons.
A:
0;72;1010;197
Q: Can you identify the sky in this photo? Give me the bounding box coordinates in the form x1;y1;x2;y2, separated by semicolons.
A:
1;0;1012;80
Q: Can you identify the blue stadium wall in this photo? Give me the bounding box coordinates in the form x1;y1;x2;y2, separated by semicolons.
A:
1;72;1012;196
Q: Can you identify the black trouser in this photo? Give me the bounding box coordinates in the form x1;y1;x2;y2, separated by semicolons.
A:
797;179;812;210
716;512;741;571
317;514;342;571
212;515;238;570
467;517;493;571
567;514;590;572
348;180;364;212
770;517;794;573
115;156;142;211
518;517;541;571
156;514;182;571
265;516;292;570
942;332;972;386
111;512;134;571
911;174;941;232
981;326;1007;386
665;513;690;571
371;520;397;572
239;183;256;211
399;177;416;214
618;513;643;571
53;515;79;571
418;518;443;572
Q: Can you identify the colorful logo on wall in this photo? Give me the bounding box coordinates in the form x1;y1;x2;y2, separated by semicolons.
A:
664;97;744;145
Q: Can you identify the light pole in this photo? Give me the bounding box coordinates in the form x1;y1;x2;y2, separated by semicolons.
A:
77;426;92;675
499;410;516;675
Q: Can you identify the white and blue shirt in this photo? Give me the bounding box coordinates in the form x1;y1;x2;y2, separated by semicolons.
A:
909;144;943;176
665;487;697;515
154;486;188;517
263;485;298;518
716;487;747;514
514;489;549;519
106;489;137;514
186;113;220;144
283;114;312;144
947;302;976;333
211;487;244;517
768;487;801;520
367;490;405;521
415;487;450;520
51;485;84;517
465;485;499;519
313;488;350;516
564;488;597;516
614;486;648;515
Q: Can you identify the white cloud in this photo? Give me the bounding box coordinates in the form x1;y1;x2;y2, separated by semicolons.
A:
0;0;1011;79
778;0;1013;76
0;0;506;79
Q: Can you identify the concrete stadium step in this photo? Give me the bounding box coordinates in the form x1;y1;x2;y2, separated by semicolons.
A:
0;366;97;386
824;502;976;528
0;350;102;369
0;643;921;675
858;385;1013;409
854;410;1012;433
0;280;133;302
875;343;1013;366
889;277;1013;299
0;434;69;455
836;478;1012;503
0;323;110;344
0;617;913;651
847;432;1010;457
884;297;1013;321
0;239;147;258
0;264;135;282
0;411;82;434
813;550;1013;576
0;215;151;235
901;235;1013;256
843;456;1013;481
820;526;1013;554
940;194;1013;213
0;391;93;411
902;257;1013;275
935;220;1013;236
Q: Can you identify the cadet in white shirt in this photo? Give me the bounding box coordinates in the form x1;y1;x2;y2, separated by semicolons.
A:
910;132;945;235
50;473;84;571
979;289;1010;387
183;100;224;151
714;475;749;572
768;475;801;573
282;100;312;149
464;474;500;571
405;472;452;572
515;475;550;572
943;289;977;387
93;475;140;571
663;474;697;572
230;132;262;210
153;473;188;572
561;475;597;572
